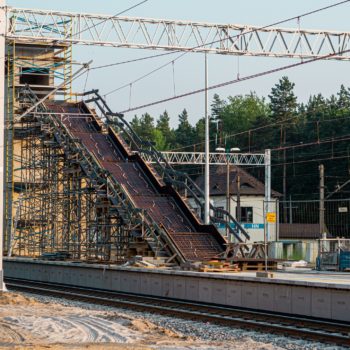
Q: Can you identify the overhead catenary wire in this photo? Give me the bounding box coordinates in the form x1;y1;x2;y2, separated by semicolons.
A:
97;0;350;97
104;54;187;96
116;48;350;115
169;95;350;153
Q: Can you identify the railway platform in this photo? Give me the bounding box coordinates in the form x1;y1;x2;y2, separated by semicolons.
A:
4;257;350;322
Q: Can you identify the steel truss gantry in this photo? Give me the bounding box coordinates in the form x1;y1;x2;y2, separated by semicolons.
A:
6;7;350;60
141;151;266;166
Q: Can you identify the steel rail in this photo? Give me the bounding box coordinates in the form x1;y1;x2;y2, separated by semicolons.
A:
5;277;350;347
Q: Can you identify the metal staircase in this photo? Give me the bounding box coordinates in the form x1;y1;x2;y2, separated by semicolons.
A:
11;86;249;265
83;90;250;245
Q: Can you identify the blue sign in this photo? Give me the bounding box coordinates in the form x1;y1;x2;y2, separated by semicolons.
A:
242;223;264;229
216;223;264;230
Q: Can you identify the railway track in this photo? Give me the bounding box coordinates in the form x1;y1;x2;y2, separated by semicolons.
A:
5;277;350;347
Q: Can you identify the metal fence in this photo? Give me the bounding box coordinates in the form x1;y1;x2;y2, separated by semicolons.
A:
279;198;350;238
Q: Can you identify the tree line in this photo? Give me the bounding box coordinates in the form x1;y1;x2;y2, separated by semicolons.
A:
130;77;350;200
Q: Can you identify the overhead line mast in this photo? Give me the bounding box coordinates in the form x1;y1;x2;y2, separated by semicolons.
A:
0;0;4;291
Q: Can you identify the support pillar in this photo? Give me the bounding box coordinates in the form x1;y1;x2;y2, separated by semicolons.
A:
264;149;271;271
0;0;6;291
264;149;272;241
204;53;210;224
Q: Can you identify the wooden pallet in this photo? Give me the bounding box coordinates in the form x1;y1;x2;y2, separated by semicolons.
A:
241;262;277;271
199;261;240;273
199;266;240;273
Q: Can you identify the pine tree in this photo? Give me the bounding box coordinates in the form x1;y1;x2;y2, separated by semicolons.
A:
337;84;350;115
156;110;175;148
194;118;205;151
175;109;194;149
269;76;297;122
130;115;141;135
269;77;298;218
139;113;155;141
211;93;226;120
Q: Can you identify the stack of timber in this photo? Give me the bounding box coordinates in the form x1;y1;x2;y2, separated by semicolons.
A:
199;260;240;273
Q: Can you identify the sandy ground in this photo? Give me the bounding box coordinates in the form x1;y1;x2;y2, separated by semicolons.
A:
0;292;189;350
0;292;340;350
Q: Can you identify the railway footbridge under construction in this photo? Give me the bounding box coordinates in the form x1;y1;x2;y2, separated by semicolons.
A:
4;3;350;269
7;87;250;265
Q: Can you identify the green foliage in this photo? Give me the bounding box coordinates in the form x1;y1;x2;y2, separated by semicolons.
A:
213;92;270;151
156;110;175;149
152;129;167;150
211;93;226;120
128;78;350;200
194;117;205;151
175;109;195;149
269;76;297;122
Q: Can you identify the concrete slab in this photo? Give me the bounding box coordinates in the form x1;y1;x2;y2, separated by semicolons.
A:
331;289;350;322
257;284;274;311
198;279;212;303
241;282;258;309
212;279;226;305
173;276;186;299
226;280;242;307
291;286;312;316
311;288;332;319
274;285;292;314
161;275;174;298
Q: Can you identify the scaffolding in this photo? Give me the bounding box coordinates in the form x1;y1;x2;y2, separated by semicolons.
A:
5;86;243;264
4;34;75;257
3;11;250;264
7;88;133;262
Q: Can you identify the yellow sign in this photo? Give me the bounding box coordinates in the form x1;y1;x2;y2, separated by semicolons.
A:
266;212;276;223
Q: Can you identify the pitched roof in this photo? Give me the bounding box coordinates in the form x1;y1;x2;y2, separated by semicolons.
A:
195;165;281;197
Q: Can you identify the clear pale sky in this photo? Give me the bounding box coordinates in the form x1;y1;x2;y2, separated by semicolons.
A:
8;0;350;127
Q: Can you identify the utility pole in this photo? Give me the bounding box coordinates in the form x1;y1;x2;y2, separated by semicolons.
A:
264;149;272;239
204;53;210;224
264;149;272;272
236;174;241;222
282;132;287;223
319;164;325;236
0;0;5;291
226;157;230;238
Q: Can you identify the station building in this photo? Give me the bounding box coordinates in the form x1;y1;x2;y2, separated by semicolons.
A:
190;165;281;243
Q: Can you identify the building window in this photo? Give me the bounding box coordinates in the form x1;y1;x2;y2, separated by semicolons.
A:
240;207;253;223
216;206;224;219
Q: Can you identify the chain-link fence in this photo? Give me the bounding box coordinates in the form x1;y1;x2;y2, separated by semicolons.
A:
279;198;350;238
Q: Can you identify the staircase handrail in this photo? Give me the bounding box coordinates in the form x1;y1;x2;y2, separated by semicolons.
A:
83;90;250;242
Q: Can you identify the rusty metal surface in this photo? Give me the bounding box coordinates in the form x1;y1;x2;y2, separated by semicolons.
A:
46;102;225;261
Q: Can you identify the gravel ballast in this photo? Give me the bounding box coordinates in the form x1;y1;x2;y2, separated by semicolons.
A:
13;291;347;350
